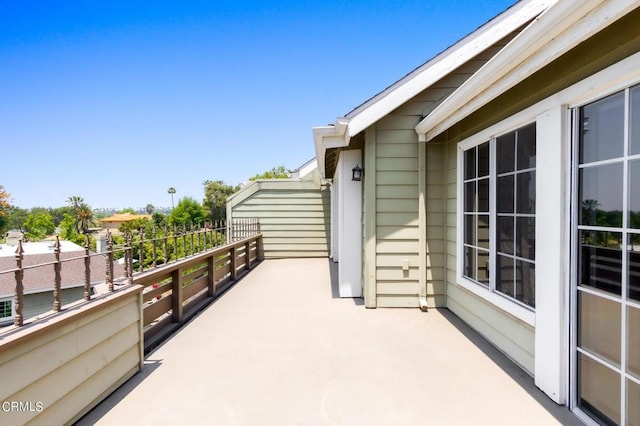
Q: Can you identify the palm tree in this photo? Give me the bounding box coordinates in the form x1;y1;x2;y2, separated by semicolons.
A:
67;196;87;233
167;187;176;210
76;203;94;234
145;203;154;214
66;196;84;210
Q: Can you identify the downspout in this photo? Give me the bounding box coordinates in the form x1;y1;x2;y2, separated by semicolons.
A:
418;137;428;311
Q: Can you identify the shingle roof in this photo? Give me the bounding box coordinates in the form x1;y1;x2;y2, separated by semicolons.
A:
0;250;126;297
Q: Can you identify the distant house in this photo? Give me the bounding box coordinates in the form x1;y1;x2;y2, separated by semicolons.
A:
100;212;152;232
313;0;640;424
0;240;125;325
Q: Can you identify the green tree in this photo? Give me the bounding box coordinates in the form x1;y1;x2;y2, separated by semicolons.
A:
23;212;55;241
118;207;136;214
51;206;72;226
59;213;77;240
145;204;154;214
152;212;167;228
67;196;96;233
0;185;12;234
169;197;207;227
5;206;28;232
248;165;289;181
119;217;153;235
202;180;239;222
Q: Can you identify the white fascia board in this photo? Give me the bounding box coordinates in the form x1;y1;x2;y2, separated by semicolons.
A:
416;0;639;141
345;0;557;138
226;180;260;208
297;158;317;179
313;119;349;179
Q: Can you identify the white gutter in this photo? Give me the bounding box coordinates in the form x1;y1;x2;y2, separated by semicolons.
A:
416;0;639;141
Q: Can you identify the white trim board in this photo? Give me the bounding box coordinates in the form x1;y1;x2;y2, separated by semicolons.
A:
417;0;640;141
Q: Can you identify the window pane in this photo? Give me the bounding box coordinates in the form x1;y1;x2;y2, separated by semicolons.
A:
497;216;514;255
478;178;489;212
478;142;490;177
580;92;625;164
464;148;476;180
579;353;621;425
516;171;536;214
516;217;536;260
497;132;515;174
517;123;536;170
496;255;514;298
497;175;514;213
628;379;640;426
464;246;476;281
579;164;623;228
464;181;476;213
579;291;621;366
629;305;640;379
464;214;475;245
515;260;535;307
477;249;490;285
579;230;622;295
630;234;640;302
631;85;640;156
631;160;640;229
477;215;490;250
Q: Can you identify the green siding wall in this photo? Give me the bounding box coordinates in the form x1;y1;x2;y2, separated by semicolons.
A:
370;41;511;308
230;179;330;258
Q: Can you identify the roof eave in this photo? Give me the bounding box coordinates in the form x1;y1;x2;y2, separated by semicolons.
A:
416;0;639;141
312;119;349;179
344;0;558;138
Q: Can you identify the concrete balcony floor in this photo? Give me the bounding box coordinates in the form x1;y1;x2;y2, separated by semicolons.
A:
78;258;581;426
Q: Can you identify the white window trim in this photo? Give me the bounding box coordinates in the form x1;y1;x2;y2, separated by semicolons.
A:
0;298;13;325
457;125;537;327
452;50;640;331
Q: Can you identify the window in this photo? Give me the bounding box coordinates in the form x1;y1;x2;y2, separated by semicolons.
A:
0;300;11;319
461;123;536;309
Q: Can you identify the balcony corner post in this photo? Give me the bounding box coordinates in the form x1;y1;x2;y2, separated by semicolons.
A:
13;240;24;327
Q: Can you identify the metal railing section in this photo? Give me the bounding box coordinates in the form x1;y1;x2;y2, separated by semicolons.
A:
0;218;261;328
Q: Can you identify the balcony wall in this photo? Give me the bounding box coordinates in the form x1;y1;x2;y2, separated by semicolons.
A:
0;285;143;426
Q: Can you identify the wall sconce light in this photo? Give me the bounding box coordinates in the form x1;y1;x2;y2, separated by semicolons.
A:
352;164;363;181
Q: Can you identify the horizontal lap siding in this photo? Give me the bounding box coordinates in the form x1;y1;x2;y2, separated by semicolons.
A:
374;66;468;307
22;287;85;321
0;287;142;425
375;113;420;307
233;187;330;258
368;37;517;308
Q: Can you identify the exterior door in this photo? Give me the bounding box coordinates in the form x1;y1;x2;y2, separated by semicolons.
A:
573;85;640;425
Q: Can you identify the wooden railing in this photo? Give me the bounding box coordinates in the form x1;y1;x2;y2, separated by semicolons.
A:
133;232;262;352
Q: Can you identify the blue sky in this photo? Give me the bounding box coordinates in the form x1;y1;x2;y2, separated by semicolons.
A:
0;0;515;210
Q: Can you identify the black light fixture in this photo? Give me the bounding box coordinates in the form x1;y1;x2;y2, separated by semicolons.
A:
351;164;363;181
